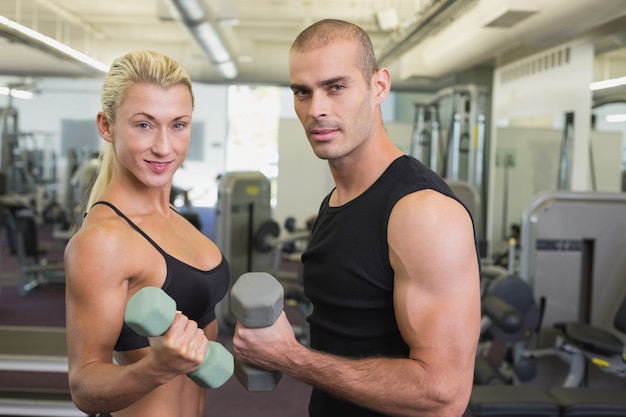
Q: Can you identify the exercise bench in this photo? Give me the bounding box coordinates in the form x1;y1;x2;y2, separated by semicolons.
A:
0;326;87;416
468;385;626;417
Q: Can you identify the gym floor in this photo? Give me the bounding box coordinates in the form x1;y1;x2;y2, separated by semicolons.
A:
0;223;312;417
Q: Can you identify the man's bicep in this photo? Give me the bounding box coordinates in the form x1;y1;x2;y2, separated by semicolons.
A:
389;191;481;359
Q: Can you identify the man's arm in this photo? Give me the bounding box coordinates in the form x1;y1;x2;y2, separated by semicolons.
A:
233;189;481;417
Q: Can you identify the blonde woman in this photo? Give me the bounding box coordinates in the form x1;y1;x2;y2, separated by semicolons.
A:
64;51;230;416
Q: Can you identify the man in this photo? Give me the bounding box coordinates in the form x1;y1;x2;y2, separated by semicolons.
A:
233;19;481;417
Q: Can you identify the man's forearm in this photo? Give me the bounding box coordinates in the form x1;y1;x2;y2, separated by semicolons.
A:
281;346;470;417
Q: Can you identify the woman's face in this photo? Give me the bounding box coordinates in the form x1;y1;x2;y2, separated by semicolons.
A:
106;82;193;190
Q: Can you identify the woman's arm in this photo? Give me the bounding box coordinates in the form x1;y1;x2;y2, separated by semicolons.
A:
64;223;208;414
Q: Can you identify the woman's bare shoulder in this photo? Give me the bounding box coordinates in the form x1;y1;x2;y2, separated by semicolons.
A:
64;207;135;273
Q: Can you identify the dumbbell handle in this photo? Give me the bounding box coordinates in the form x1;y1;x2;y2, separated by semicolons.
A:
124;286;233;389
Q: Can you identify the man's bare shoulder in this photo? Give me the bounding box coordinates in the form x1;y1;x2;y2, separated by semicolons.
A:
394;188;470;225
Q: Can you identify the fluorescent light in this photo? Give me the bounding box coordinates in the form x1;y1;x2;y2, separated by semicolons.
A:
0;86;34;100
590;76;626;91
173;0;205;21
169;0;238;79
0;15;109;73
193;22;230;63
10;89;34;100
606;114;626;123
216;60;237;79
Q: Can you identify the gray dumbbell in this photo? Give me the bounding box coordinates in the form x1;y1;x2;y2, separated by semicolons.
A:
230;272;284;391
124;286;234;389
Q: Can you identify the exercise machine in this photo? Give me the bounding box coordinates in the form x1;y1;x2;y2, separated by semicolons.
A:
522;290;626;388
214;171;273;328
1;202;65;296
469;192;626;416
476;270;544;386
214;171;311;339
0;325;87;416
518;191;626;387
411;84;489;255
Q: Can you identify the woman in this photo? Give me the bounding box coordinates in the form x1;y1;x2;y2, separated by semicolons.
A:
64;50;230;416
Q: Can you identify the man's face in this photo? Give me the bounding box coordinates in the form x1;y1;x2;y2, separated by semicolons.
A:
289;40;376;161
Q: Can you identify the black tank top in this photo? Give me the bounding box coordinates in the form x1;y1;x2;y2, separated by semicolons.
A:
91;201;230;352
301;155;477;416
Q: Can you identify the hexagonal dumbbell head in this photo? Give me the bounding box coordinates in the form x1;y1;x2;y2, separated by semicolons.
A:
124;286;177;337
234;360;283;391
188;340;235;389
230;272;285;391
125;286;234;389
230;272;284;328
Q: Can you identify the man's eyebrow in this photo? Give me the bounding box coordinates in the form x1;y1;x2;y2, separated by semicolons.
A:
320;76;350;87
290;83;307;91
290;76;351;91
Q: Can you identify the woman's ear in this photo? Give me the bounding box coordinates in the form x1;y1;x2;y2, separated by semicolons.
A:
96;112;114;143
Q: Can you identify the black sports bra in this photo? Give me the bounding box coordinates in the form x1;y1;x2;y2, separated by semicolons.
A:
91;201;230;351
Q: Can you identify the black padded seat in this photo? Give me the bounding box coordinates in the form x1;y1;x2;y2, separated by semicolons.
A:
468;386;560;417
549;387;626;417
555;322;624;355
554;293;626;356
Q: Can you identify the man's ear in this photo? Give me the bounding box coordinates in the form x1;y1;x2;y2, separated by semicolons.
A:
96;112;114;143
371;68;391;105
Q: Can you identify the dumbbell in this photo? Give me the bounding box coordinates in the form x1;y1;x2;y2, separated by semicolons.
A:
255;220;280;252
230;272;284;391
124;286;234;389
255;219;310;254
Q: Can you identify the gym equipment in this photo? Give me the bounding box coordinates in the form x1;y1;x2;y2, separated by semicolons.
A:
481;295;524;337
0;326;87;416
556;292;626;377
519;191;626;388
255;219;280;253
230;272;284;391
124;286;234;389
524;291;626;388
469;385;626;417
483;274;543;344
262;218;312;345
0;326;67;373
469;385;561;417
411;84;488;250
548;387;626;417
0;389;87;417
0;107;19;194
1;204;65;296
214;172;312;345
475;289;523;385
214;171;274;328
480;264;509;297
476;273;544;385
445;179;486;257
1;106;61;202
557;112;574;190
255;218;310;256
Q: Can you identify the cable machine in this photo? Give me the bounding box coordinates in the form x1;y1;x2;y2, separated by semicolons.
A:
411;84;488;253
0;107;19;194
